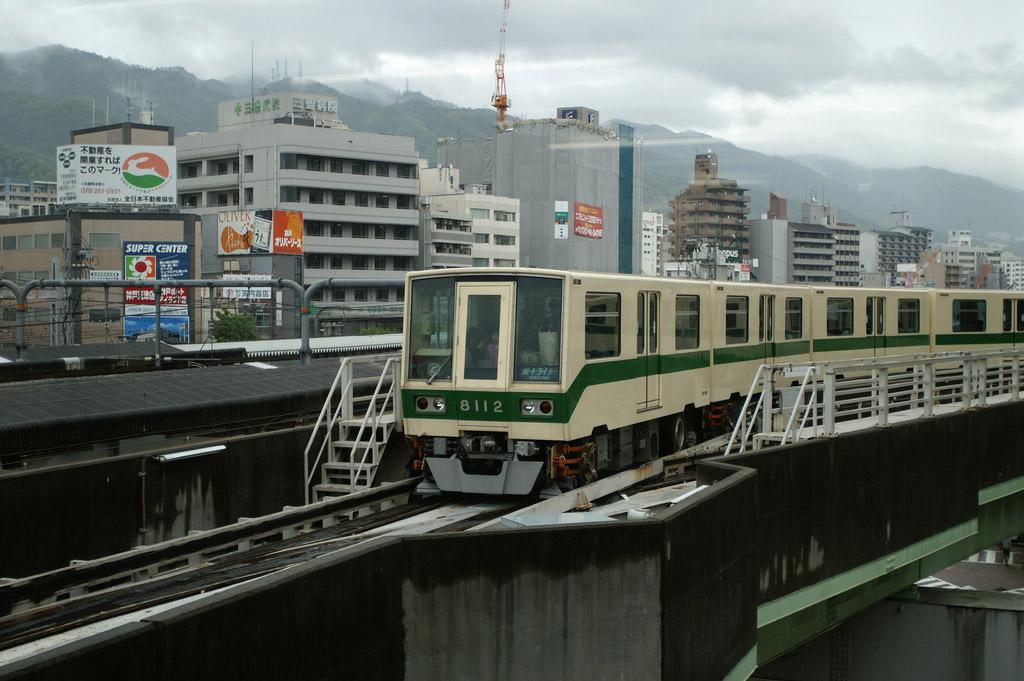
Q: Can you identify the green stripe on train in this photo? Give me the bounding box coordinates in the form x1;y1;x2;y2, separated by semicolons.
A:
812;334;929;353
404;349;710;423
936;332;1017;346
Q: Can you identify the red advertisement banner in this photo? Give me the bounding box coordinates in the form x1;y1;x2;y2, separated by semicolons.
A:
272;210;304;255
573;202;604;239
125;286;188;306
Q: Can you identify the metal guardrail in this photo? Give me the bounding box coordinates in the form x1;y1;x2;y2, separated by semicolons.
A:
0;277;404;366
725;349;1024;455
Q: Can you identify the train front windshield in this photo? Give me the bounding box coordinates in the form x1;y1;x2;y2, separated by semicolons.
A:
407;275;563;384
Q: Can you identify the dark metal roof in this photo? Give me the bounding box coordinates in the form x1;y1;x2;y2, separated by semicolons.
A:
0;342;180;363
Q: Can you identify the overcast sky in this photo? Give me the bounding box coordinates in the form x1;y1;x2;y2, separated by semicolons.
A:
4;0;1023;189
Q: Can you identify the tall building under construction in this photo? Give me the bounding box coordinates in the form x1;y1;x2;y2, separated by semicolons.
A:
437;110;642;274
667;152;750;262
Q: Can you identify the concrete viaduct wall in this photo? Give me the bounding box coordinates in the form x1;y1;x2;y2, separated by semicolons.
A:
5;402;1024;679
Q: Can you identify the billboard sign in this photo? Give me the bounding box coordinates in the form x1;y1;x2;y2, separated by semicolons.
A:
122;241;190;341
223;274;272;300
554;200;569;240
573;202;604;239
57;144;176;207
218;210;303;255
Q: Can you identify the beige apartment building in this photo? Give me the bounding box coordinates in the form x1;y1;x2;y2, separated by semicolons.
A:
667;152;751;261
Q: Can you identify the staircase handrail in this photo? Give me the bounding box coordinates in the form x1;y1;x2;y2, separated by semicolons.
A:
349;357;399;492
303;358;352;504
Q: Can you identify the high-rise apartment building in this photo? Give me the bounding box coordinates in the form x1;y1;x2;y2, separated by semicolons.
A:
419;164;520;269
175;92;420;314
439;110;642;274
860;211;933;286
797;197;859;286
640;212;664;276
667;152;750;263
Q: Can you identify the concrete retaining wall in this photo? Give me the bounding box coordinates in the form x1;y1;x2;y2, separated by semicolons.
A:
0;428;309;578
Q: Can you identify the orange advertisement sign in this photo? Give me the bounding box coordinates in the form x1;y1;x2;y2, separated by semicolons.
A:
272;210;304;255
573;202;604;239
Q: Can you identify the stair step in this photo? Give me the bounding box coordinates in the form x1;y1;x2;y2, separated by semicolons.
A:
323;462;379;472
339;414;396;427
331;439;387;449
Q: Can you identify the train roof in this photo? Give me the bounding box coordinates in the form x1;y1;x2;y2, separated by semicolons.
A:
404;268;969;296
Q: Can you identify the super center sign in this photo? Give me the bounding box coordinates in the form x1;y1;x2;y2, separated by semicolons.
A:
573;202;604;239
123;241;191;314
57;144;177;207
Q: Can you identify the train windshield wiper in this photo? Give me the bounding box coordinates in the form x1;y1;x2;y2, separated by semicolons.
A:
426;353;452;385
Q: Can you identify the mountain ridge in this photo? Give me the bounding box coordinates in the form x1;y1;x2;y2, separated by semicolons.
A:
2;45;1022;245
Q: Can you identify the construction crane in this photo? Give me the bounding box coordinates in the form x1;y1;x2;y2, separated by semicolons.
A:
491;0;511;124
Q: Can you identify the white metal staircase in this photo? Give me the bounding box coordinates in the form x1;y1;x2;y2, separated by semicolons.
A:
303;355;402;504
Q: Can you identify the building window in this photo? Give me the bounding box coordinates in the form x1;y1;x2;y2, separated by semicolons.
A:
2;235;16;250
785;298;803;339
307;156;323;172
585;292;620;359
675;295;700;350
51;233;64;248
376;194;390;209
280;186;298;202
355;193;369;207
354;288;369;301
306;222;325;237
374;225;386;240
330;159;343;173
725;296;748;345
181;193;200;208
215;161;229;175
494;258;515;267
472;258;489;267
953;300;986;332
474;234;490;244
375;163;389;177
89;232;121;248
332;191;345;206
494;210;516;222
244;187;253;205
308;189;323;204
352;255;368;270
374;256;387;270
899;299;921;334
826;298;854;336
397;164;412;179
376;288;389;301
34;234;49;249
280;153;298;169
352;225;368;239
329;255;345;269
182;163;199;178
305;254;324;268
470;208;490;220
495;235;515;246
17;235;33;249
397;195;412;209
330;223;345;238
244;155;253;173
351;161;368;175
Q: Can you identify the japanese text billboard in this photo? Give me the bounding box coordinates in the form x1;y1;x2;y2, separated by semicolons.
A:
57;145;177;207
218;210;303;255
573;202;604;239
122;241;190;341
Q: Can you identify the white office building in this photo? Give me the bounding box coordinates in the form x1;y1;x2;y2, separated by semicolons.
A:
419;164;519;269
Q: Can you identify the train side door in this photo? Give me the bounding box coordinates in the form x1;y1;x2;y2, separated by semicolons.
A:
637;291;661;411
1017;300;1024;346
452;282;513;425
867;296;885;355
759;294;775;362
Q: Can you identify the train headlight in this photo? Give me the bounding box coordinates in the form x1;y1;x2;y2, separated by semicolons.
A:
521;399;536;414
539;400;553;415
433;398;446;411
416;397;429;411
415;396;445;413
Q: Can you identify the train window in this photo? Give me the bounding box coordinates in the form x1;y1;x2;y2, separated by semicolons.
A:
1017;301;1024;332
513;277;562;382
636;293;645;354
463;295;502;380
1005;300;1013;332
585;293;620;359
898;299;920;334
675;295;700;350
649;293;659;354
784;298;802;339
407;276;455;381
826;298;854;336
953;299;986;332
725;296;748;345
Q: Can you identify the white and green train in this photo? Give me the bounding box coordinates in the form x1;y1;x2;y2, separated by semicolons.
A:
401;267;1024;495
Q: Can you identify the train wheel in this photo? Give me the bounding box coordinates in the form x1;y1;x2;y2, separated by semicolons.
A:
661;413;687;454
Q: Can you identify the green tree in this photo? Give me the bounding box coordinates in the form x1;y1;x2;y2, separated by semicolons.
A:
211;310;258;342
